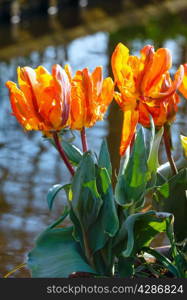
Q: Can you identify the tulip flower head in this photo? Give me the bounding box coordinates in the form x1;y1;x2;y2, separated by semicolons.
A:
6;64;71;133
67;65;114;130
112;43;184;155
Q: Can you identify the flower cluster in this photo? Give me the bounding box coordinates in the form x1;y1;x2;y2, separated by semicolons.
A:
6;43;187;156
6;64;114;133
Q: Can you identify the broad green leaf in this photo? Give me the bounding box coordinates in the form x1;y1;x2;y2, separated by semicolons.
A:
47;184;71;210
156;169;187;241
123;211;173;257
98;140;112;177
61;140;82;166
112;218;128;256
89;168;119;253
69;208;84;245
115;128;148;210
147;127;164;184
28;226;95;278
71;152;102;229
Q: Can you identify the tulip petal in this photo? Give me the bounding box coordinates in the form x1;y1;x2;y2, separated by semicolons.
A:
111;43;129;88
147;65;184;100
70;70;86;130
98;77;114;118
52;64;71;127
141;48;172;94
6;81;46;130
120;108;139;156
179;64;187;99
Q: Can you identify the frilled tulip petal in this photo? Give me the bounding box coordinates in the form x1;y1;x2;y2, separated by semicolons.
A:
91;66;102;93
148;65;184;100
120;108;139;156
179;64;187;98
70;70;86;130
6;81;47;130
138;45;154;90
180;135;187;157
98;77;114;116
142;48;172;94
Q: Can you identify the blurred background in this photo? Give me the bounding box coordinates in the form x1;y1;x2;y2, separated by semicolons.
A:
0;0;187;277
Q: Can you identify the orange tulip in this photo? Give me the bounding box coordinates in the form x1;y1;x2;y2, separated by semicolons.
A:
6;64;114;134
179;63;187;98
6;64;71;132
66;65;114;130
112;43;184;155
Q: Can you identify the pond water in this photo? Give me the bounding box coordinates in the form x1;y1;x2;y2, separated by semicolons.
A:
0;1;187;277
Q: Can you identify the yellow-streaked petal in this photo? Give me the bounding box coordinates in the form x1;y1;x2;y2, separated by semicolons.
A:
111;42;129;88
179;63;187;98
180;135;187;157
96;77;114;120
120;108;139;156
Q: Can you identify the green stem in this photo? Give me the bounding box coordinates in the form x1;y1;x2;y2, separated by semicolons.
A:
163;125;178;176
52;132;75;176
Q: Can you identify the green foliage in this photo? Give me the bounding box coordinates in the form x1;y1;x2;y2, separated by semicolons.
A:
156;169;187;241
122;211;172;257
147;125;164;185
115;128;148;211
28;222;95;278
98;139;112;177
27;128;187;278
70;152;102;230
89;167;119;252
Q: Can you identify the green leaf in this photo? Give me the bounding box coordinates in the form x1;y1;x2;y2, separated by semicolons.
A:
61;140;83;166
71;152;102;229
156;169;187;241
157;182;169;198
89;168;119;253
147;126;164;185
28;226;95;278
47;184;71;210
115;128;148;210
98;140;112;177
123;210;173;257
